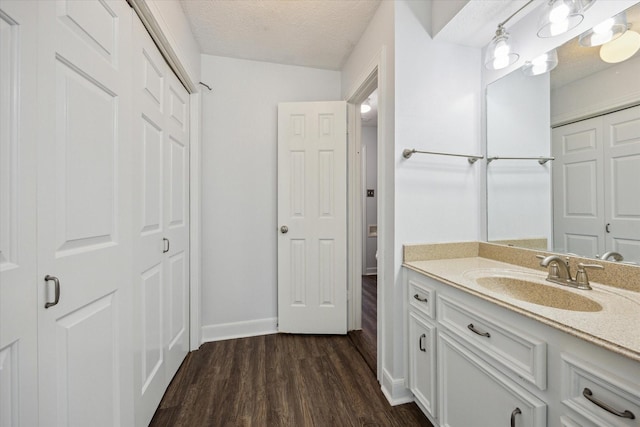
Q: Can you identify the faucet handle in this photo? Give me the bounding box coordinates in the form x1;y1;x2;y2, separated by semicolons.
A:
575;263;604;289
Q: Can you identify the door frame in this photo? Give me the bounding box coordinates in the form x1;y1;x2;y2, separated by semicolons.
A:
346;48;386;382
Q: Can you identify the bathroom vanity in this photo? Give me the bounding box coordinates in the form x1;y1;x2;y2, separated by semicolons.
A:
403;242;640;427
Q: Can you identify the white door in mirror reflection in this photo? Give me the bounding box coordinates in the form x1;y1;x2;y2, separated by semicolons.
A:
553;105;640;265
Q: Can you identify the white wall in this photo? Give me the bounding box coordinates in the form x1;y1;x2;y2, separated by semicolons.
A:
486;71;551;244
551;56;640;125
393;0;482;388
199;55;340;341
363;126;378;275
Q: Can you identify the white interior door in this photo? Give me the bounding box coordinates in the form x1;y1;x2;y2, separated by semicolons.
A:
552;117;605;257
36;1;134;425
132;16;190;427
0;1;38;426
277;101;347;334
603;105;640;264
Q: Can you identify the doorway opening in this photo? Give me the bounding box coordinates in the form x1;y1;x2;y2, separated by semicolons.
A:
348;87;378;375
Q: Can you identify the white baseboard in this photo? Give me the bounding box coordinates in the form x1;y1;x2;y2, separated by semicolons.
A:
381;368;413;406
364;267;377;276
201;317;278;344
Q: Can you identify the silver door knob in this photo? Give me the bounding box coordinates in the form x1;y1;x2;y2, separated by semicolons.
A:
280;225;288;234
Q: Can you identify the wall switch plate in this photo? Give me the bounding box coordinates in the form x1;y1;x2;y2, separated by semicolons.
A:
367;189;375;197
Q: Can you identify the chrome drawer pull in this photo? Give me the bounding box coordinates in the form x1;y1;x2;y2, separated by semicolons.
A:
419;334;426;352
467;323;490;338
413;294;428;303
583;388;635;419
510;408;521;427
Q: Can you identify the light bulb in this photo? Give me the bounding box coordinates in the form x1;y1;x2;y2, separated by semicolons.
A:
594;18;614;34
549;2;570;23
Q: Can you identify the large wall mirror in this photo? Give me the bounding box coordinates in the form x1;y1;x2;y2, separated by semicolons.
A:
486;2;640;265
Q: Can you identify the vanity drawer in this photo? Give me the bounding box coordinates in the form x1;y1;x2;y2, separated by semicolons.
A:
408;274;435;320
437;294;547;389
562;353;640;427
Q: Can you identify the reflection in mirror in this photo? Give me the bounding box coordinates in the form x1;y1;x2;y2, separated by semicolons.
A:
486;2;640;264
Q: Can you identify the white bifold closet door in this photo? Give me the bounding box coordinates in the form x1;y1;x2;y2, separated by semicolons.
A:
0;1;38;426
131;16;190;427
35;0;135;426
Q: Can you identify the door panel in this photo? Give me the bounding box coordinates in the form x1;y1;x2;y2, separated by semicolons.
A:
37;1;133;426
552;117;605;257
0;2;38;425
277;101;347;334
132;16;189;426
603;105;640;264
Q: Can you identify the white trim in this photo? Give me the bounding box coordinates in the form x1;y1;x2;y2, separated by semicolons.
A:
127;0;196;93
201;318;279;343
347;102;363;332
364;268;378;275
345;47;386;383
381;368;414;406
189;93;202;351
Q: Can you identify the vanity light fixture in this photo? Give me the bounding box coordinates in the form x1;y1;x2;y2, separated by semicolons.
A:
579;12;627;47
484;1;535;71
522;49;559;76
600;30;640;63
537;0;584;38
360;99;371;114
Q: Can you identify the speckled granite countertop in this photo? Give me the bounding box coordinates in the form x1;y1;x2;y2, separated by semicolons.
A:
404;256;640;363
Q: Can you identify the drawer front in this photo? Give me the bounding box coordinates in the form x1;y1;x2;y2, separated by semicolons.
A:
562;353;640;427
437;294;547;390
408;274;435;319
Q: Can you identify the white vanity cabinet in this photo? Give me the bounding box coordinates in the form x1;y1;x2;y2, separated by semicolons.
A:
403;267;640;427
407;275;437;416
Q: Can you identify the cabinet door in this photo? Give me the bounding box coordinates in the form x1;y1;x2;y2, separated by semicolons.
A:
409;312;437;417
438;332;546;427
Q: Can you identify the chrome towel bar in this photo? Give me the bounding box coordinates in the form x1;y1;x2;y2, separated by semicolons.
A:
487;156;554;165
402;148;484;164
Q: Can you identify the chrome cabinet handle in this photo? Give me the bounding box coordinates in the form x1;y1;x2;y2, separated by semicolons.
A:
163;238;170;253
583;388;635;419
419;333;426;352
510;408;521;427
44;275;60;309
280;225;288;234
413;294;427;303
467;323;491;338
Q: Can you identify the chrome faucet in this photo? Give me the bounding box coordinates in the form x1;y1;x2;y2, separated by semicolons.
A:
600;251;624;262
538;255;603;290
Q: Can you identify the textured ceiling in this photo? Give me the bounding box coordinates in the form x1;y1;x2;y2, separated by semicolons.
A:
434;0;535;47
552;3;640;88
179;0;382;70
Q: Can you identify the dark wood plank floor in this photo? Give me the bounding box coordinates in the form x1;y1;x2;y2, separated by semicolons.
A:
348;275;377;374
149;333;431;427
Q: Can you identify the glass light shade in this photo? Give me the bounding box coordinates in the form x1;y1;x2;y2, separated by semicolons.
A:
485;27;519;70
567;0;596;13
537;0;584;38
360;100;371;114
579;12;627;47
600;30;640;63
522;49;559;76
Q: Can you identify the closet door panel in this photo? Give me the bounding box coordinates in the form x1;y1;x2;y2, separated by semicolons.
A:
36;1;134;425
0;1;38;426
132;17;168;427
163;72;189;383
